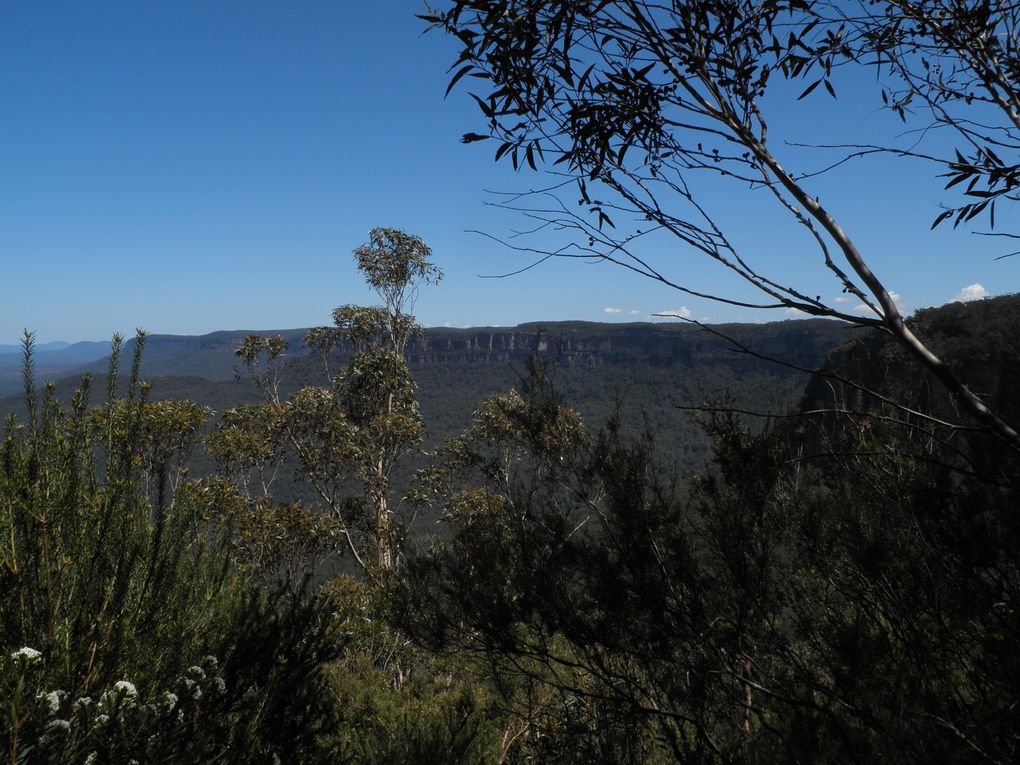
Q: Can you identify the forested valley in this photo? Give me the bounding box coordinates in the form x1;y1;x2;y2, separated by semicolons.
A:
5;0;1020;762
3;228;1018;761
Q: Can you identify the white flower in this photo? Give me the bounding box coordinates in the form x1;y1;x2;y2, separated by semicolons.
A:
10;647;42;663
203;655;219;670
161;691;178;710
99;680;138;710
186;665;206;681
84;753;98;765
211;677;226;695
113;680;138;699
38;690;65;714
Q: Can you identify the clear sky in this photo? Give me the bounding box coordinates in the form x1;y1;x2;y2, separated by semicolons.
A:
1;1;1016;344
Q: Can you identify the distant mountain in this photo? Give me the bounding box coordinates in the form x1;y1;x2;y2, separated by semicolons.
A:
0;341;119;395
804;294;1020;423
0;340;74;355
52;319;853;382
0;319;853;481
4;306;1014;514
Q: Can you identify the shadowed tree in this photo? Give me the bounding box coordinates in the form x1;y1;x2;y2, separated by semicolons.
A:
423;0;1020;448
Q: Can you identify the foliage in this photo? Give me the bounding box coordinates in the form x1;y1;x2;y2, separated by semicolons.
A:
235;334;288;404
0;333;345;762
398;361;1020;762
802;292;1020;488
424;0;1020;446
317;576;502;764
206;402;285;495
5;297;1019;761
230;228;442;573
810;0;1020;236
352;228;443;352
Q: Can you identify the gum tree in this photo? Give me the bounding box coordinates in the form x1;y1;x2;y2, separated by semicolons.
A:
423;0;1019;448
229;228;442;574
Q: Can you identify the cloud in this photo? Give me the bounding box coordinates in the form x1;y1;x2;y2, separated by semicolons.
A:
603;307;623;315
656;307;692;319
853;291;903;315
629;309;640;315
443;321;453;327
949;283;988;303
786;307;806;317
833;296;852;304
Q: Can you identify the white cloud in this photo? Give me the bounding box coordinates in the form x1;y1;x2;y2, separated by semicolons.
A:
629;309;640;315
656;307;692;319
833;296;852;304
443;321;453;327
700;316;711;322
949;283;988;303
603;307;623;315
853;292;903;315
786;307;806;317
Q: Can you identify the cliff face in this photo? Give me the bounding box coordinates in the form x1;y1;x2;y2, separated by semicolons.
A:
409;320;848;373
37;319;848;387
0;318;857;481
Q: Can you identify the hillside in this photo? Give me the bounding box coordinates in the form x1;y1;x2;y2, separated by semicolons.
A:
801;293;1020;481
1;318;853;480
0;340;112;396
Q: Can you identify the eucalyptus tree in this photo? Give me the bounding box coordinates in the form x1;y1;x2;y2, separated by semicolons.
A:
400;367;1020;762
810;0;1020;236
228;228;442;574
423;0;1020;448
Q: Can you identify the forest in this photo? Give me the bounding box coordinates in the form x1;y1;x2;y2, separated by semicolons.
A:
4;1;1020;763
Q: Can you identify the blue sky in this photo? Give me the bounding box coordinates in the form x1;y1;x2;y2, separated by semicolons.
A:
1;1;1016;344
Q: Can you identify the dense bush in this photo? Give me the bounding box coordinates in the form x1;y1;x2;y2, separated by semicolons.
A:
397;369;1020;763
4;302;1018;762
0;335;344;762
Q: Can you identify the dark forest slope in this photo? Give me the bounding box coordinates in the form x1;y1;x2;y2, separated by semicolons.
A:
801;293;1020;483
1;319;852;478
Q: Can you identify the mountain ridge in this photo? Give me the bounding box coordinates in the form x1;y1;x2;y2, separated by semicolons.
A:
0;318;854;397
0;318;854;479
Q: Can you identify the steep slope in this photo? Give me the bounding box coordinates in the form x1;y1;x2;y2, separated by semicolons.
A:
801;293;1020;480
1;318;852;480
45;319;850;382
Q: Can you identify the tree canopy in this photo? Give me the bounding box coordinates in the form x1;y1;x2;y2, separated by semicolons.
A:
424;0;1020;446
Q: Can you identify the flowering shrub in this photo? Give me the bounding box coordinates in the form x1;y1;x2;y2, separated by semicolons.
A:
1;337;344;762
2;653;266;763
